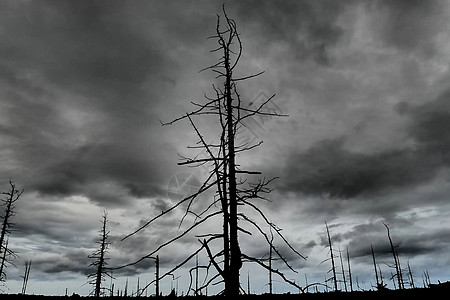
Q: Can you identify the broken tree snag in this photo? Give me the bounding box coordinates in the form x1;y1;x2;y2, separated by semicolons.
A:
383;222;404;290
325;222;338;292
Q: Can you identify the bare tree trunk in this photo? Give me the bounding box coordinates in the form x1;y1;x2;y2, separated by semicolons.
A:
325;222;338;292
247;271;251;294
346;247;353;292
407;261;415;289
195;254;199;295
371;244;380;289
0;238;8;282
155;255;160;297
88;211;112;297
383;222;404;289
223;26;241;296
21;260;31;294
95;213;107;297
339;247;348;292
0;180;22;282
269;243;273;294
304;274;308;293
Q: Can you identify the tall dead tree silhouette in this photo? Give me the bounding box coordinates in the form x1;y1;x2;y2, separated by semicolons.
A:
119;6;306;296
324;222;338;292
21;260;31;294
339;247;348;292
88;210;113;297
371;244;387;290
383;222;404;289
346;247;353;292
407;261;415;289
0;180;22;282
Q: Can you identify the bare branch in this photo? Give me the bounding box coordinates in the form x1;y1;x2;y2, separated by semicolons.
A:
241;253;305;293
121;172;218;241
116;211;222;270
138;245;205;296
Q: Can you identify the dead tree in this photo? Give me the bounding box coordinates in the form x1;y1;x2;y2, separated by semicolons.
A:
383;222;404;289
269;242;273;294
119;6;305;296
423;269;431;287
155;255;160;297
247;271;251;294
195;255;199;295
371;244;386;290
324;222;338;292
267;228;278;294
346;247;353;292
339;247;348;292
407;261;415;289
21;260;31;294
371;244;379;288
0;180;23;282
88;210;113;297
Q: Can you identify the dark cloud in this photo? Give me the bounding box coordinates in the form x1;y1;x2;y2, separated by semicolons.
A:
374;0;444;56
40;250;90;275
281;138;437;199
0;0;168;99
0;0;196;205
7;135;175;205
408;90;450;162
280;87;450;199
232;0;347;65
347;228;450;268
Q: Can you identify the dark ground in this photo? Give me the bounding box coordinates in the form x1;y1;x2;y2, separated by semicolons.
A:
2;287;450;300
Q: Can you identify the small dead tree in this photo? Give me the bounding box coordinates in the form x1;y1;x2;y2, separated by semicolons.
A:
383;222;404;289
423;269;431;287
338;247;347;292
155;255;159;297
119;6;306;296
247;271;251;294
324;222;338;292
0;180;23;282
371;244;386;290
21;260;31;294
268;230;274;294
88;210;113;297
346;247;353;292
371;244;379;288
407;261;415;289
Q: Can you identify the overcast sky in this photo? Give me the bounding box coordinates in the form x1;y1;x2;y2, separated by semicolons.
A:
2;0;450;296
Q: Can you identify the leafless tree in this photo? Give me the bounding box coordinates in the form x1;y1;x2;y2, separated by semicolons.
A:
324;222;338;292
339;247;348;292
21;260;31;294
346;247;353;292
247;271;251;294
119;6;306;296
0;180;23;282
88;210;113;297
423;269;431;287
383;222;404;289
407;261;415;289
371;244;387;291
154;255;160;297
268;229;274;294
